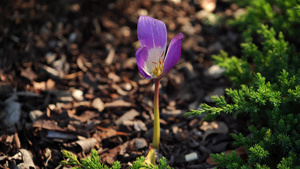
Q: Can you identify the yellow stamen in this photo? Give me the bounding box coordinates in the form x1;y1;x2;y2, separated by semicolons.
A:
152;50;165;78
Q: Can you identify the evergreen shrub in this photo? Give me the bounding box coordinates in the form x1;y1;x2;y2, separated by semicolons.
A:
187;0;300;168
229;0;300;44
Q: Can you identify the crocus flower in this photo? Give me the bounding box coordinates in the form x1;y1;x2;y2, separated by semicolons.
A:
136;15;183;80
135;16;183;165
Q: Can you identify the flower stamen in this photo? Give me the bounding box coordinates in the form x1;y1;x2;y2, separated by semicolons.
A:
151;50;166;78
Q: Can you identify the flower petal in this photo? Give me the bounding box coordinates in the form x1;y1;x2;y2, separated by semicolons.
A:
136;46;152;80
137;15;167;51
163;33;184;74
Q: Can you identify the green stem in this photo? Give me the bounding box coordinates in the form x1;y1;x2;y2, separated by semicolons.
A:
152;78;161;149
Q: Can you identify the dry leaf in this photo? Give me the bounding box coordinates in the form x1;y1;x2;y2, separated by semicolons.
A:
102;141;129;164
76;138;98;153
97;126;130;139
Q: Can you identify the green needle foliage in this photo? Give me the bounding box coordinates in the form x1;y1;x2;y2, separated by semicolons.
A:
61;149;172;169
61;149;121;169
212;24;300;87
130;156;172;169
187;0;300;168
229;0;300;44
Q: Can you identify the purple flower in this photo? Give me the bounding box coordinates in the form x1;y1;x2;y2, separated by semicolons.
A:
136;15;183;80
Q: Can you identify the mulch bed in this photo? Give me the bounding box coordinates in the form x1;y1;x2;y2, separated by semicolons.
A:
0;0;248;168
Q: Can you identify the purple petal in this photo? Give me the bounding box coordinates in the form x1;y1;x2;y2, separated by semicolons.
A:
137;15;167;50
163;33;184;74
136;46;152;80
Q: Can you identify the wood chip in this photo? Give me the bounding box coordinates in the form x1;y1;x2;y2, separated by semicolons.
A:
104;100;132;109
17;149;36;169
33;120;74;132
91;98;105;112
112;83;128;96
200;121;229;141
29;110;44;121
46;130;77;140
40;65;60;77
73;110;99;123
2;100;21;127
105;48;115;65
63;71;84;79
108;72;121;83
72;89;84;101
77;56;88;72
115;109;139;125
21;67;37;81
200;0;216;12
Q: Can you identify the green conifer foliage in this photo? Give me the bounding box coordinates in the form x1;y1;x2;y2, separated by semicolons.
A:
187;1;300;167
61;149;121;169
61;149;173;169
229;0;300;44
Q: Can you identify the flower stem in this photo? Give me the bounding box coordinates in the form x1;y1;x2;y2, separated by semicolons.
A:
152;78;161;149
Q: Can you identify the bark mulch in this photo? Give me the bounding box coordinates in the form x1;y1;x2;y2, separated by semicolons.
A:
0;0;247;168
